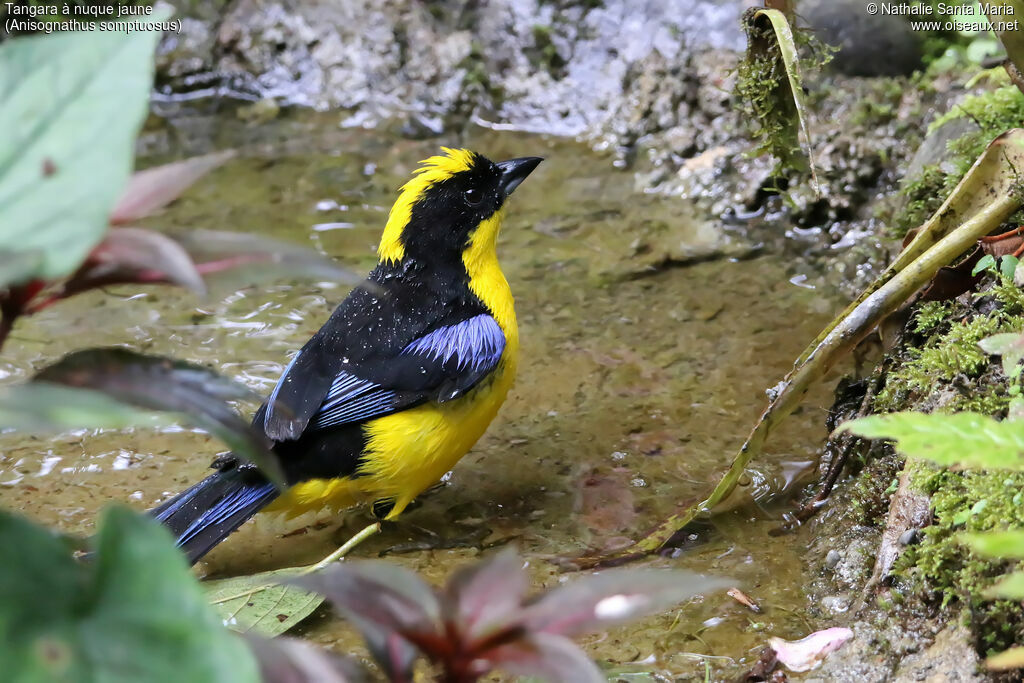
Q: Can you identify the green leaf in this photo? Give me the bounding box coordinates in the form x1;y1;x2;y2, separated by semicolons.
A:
979;332;1024;375
746;8;820;192
962;530;1024;559
839;412;1024;471
0;19;165;286
0;383;170;432
973;253;997;276
205;569;324;637
0;506;260;682
1001;255;1020;281
1010;395;1024;421
984;571;1024;599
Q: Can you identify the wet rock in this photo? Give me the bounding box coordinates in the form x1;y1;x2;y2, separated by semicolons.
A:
157;0;745;136
800;0;923;77
156;17;214;80
891;625;984;682
902;117;980;184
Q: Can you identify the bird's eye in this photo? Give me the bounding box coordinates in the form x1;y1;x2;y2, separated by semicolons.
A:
464;188;482;206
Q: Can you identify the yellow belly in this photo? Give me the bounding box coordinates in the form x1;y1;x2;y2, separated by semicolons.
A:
266;357;516;519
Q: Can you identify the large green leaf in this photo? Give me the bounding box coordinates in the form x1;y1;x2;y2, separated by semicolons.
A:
0;506;260;682
984;571;1024;600
839;412;1024;471
962;530;1024;559
0;18;164;286
205;569;324;637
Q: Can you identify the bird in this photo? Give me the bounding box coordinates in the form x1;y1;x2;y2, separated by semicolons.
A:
151;148;542;566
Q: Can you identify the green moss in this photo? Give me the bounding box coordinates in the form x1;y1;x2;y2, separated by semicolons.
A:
896;164;950;239
896;463;1024;654
915;1;999;66
893;85;1024;237
849;79;905;128
734;9;832;178
458;41;505;106
875;308;1022;413
872;275;1024;654
912;300;955;335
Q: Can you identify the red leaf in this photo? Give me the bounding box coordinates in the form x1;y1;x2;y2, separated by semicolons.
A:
443;546;528;642
483;633;604;683
77;227;205;293
111;151;235;224
518;569;730;637
245;634;371;682
295;562;441;637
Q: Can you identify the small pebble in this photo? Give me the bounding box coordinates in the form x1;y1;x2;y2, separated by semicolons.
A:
898;529;918;546
825;549;842;569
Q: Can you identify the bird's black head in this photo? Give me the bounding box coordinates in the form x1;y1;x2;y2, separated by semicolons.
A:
377;148;542;270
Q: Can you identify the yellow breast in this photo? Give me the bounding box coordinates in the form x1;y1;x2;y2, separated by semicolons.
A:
270;215;518;518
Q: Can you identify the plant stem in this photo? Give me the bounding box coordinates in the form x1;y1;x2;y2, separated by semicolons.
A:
301;522;381;574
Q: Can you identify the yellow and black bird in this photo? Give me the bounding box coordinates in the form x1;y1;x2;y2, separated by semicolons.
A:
153;148;541;564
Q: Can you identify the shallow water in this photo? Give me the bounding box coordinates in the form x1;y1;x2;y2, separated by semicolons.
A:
0;113;844;680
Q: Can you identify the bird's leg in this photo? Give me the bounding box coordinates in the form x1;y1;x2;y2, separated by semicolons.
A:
302;522;381;574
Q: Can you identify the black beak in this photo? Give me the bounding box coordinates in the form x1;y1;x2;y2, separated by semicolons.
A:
496;157;543;196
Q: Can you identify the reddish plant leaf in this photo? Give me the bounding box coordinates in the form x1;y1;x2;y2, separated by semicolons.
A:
296;563;442;683
483;633;604;683
111;151;236;224
173;230;361;287
344;615;418;683
443;546;528;642
519;569;730;637
295;562;441;637
61;227;205;297
33;347;285;486
919;246;983;302
980;232;1024;258
245;634;372;683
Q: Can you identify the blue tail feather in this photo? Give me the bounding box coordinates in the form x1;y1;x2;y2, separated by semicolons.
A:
151;466;280;564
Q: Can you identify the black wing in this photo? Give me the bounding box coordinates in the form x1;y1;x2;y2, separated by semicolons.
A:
259;268;506;442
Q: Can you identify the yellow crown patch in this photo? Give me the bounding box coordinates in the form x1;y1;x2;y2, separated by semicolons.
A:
378;148;479;263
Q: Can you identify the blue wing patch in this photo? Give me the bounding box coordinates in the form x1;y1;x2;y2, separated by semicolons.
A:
295;315;506;432
401;314;505;372
309;372;397;430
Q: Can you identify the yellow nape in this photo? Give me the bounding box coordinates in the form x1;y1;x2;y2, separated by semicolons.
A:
377;147;479;264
